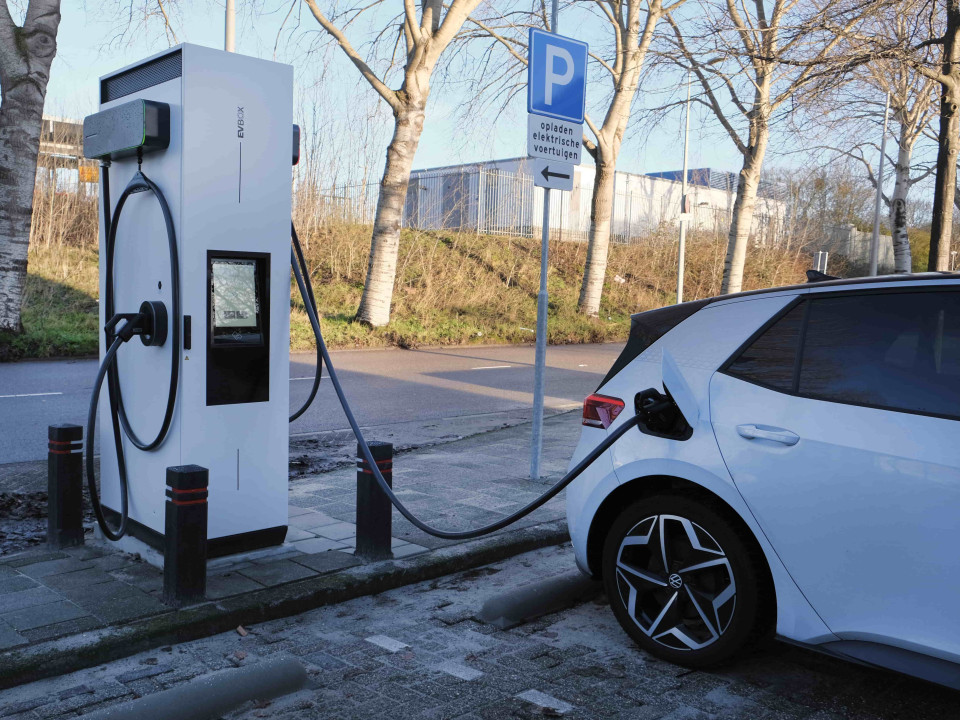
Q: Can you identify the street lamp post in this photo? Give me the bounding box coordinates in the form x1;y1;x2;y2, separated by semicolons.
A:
677;69;691;304
225;0;236;52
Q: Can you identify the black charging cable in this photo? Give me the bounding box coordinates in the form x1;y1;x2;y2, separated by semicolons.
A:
289;223;322;422
290;228;644;540
85;162;180;541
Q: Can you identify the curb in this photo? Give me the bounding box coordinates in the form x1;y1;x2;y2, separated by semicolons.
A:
0;519;569;691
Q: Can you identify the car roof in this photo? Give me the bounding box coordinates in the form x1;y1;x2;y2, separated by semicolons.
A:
709;272;960;303
627;273;960;324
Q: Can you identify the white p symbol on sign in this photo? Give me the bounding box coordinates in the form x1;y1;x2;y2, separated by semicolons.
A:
545;45;574;105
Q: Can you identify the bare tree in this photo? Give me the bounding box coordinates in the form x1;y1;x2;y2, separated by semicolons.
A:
665;0;862;294
819;64;938;273
924;0;960;271
304;0;485;326
101;0;181;47
824;0;958;270
0;0;61;333
576;0;688;316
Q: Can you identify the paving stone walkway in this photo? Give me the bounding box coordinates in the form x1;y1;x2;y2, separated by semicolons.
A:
0;412;580;656
3;544;955;720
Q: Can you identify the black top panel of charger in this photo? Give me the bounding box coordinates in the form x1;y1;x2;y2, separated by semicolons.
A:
83;100;170;161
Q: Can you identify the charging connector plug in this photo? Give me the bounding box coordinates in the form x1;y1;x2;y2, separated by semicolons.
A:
104;301;167;347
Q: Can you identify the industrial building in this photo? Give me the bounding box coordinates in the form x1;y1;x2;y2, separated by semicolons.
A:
405;158;787;244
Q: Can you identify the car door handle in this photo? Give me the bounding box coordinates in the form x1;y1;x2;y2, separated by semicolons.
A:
736;424;799;446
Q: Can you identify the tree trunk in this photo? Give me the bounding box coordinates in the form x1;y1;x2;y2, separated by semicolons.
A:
890;132;913;273
0;2;62;332
721;130;768;295
355;100;426;326
578;151;616;317
929;1;960;272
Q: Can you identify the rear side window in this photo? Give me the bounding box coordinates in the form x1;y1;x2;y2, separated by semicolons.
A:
799;292;960;418
724;289;960;419
599;299;710;388
725;301;805;392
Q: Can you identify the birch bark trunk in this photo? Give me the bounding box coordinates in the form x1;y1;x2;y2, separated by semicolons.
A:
356;99;426;326
929;0;960;271
577;0;672;316
929;79;960;271
890;132;914;273
721;118;768;295
578;152;616;315
0;1;62;332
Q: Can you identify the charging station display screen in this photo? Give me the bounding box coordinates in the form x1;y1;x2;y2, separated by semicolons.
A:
211;258;263;346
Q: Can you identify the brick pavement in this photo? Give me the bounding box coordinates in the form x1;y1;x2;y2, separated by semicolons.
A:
1;544;955;720
0;412;579;667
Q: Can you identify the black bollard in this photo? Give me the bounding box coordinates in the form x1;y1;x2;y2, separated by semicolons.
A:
163;465;208;607
47;424;85;549
356;441;393;560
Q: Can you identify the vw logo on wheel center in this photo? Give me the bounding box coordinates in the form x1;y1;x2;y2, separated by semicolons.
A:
668;573;683;589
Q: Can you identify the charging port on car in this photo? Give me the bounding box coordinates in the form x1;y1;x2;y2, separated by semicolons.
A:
634;388;692;441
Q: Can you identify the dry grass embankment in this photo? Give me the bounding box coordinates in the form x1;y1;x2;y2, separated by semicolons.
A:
291;223;809;352
2;192;810;360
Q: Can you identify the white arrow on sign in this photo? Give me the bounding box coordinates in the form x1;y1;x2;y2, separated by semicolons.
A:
532;158;574;191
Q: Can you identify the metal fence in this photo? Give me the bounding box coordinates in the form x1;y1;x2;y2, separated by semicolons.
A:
296;166;784;245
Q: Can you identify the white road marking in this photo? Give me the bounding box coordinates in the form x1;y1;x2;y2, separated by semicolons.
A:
0;391;63;399
578;364;588;367
290;376;326;381
471;365;512;370
516;690;573;714
365;635;409;653
438;661;484;681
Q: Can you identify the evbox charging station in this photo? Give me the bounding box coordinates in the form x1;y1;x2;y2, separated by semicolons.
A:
88;45;293;556
79;42;669;582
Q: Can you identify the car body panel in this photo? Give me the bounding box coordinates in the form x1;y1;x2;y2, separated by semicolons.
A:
566;276;960;681
712;370;960;660
568;292;838;644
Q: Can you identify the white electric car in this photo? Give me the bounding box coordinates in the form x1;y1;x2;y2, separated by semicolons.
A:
566;273;960;688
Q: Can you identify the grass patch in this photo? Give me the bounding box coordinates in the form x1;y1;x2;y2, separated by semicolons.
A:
0;243;100;361
3;222;808;361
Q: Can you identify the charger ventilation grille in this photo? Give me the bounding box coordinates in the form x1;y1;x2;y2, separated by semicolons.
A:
100;50;182;104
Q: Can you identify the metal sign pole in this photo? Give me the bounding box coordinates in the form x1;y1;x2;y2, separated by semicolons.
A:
530;0;560;481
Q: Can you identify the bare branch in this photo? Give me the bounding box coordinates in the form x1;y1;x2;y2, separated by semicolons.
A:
303;0;401;113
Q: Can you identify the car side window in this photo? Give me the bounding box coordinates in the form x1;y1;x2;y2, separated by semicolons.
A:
724;301;805;392
799;291;960;418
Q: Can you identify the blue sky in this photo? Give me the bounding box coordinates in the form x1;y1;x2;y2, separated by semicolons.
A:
46;2;752;182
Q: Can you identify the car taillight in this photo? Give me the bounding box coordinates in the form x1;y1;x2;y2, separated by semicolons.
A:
583;394;625;429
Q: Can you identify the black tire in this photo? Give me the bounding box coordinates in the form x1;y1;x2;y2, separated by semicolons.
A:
601;493;765;668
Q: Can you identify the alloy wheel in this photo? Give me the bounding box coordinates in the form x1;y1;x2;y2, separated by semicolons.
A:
614;514;736;651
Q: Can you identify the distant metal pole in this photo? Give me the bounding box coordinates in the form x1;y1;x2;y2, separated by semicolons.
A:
225;0;236;52
677;70;691;304
531;0;559;481
870;92;890;277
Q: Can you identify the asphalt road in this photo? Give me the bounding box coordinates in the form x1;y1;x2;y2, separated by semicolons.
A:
3;544;955;719
0;343;623;464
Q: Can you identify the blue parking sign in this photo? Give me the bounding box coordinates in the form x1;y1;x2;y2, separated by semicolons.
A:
527;28;588;124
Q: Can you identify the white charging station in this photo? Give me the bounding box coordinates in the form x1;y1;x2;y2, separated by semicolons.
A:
95;44;293;556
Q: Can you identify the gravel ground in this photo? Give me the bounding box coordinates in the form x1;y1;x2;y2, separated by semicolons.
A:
0;543;955;720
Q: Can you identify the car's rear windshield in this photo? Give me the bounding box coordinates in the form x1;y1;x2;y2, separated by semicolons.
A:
598;299;710;389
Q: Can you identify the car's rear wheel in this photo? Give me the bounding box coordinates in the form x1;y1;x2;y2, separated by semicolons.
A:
601;494;764;667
